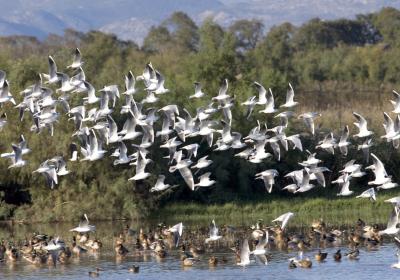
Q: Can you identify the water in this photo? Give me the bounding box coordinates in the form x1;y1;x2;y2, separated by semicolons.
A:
0;221;399;279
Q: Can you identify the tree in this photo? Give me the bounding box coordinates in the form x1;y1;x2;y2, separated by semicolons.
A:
162;11;199;52
229;19;264;52
372;7;400;46
142;26;172;53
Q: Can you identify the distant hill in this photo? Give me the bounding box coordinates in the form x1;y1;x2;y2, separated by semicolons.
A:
0;0;399;44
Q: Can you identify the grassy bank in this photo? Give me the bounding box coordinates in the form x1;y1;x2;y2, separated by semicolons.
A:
151;193;399;227
2;187;399;226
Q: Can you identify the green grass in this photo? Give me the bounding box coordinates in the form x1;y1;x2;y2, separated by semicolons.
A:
151;193;399;227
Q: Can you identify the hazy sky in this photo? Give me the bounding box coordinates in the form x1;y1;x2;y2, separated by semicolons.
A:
0;0;399;43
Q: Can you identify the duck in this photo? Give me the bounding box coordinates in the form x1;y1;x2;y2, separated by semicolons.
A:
189;244;205;258
154;241;167;258
311;219;326;232
115;243;129;257
115;233;126;246
363;224;380;238
272;226;285;242
124;224;136;238
20;240;34;255
345;248;360;260
180;244;194;260
209;256;218;266
58;247;71;264
365;238;380;249
139;228;147;244
77;232;89;244
86;238;102;251
0;240;5;261
88;267;101;277
356;218;366;231
156;249;167;258
223;225;237;236
251;219;265;240
72;237;87;256
289;259;297;269
46;253;56;266
23;252;44;265
334;249;342;261
320;229;342;246
182;256;195;266
297;258;312;268
272;227;287;249
129;265;140;273
297;240;311;251
348;232;364;247
134;238;142;251
315;249;328;261
6;246;19;261
31;233;48;245
147;230;156;244
290;252;312;268
92;239;103;251
306;228;319;243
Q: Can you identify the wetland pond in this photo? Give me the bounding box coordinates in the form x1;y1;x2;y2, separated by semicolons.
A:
0;220;399;279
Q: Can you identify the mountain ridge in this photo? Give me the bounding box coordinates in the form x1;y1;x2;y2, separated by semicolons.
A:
0;0;399;44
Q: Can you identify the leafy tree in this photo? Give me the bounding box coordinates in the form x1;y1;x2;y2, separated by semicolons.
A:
142;26;173;53
229;19;264;52
372;7;400;46
162;11;199;52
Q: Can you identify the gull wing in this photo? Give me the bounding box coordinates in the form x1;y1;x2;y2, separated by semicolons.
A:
168;222;183;247
255;231;268;250
387;206;400;230
340;125;349;143
194;81;202;94
371;153;388;177
155;175;165;187
272;212;294;230
240;239;250;264
199;172;211;181
48;56;57;78
119;141;128;157
46;167;58;185
210;219;219;237
72;48;82;65
383;112;394;133
287;134;303;151
340;175;351;194
254;81;266;104
218;79;228;97
179;166;194;191
12;144;22;163
125;71;135;91
281;212;294;230
353;112;368;130
135;151;147;175
0;70;5;86
286;82;295;104
78;214;89;228
303;117;315;135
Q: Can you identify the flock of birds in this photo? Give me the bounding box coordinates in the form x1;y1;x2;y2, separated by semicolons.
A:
2;212;400;275
1;48;400;274
0;47;399;196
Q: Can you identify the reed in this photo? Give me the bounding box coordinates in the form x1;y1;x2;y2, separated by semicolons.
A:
153;191;398;227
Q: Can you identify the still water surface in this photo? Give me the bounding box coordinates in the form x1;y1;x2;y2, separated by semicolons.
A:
0;221;398;279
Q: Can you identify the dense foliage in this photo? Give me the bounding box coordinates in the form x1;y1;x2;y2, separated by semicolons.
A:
1;8;400;222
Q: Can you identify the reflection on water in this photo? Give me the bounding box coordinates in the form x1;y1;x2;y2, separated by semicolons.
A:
0;221;399;279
